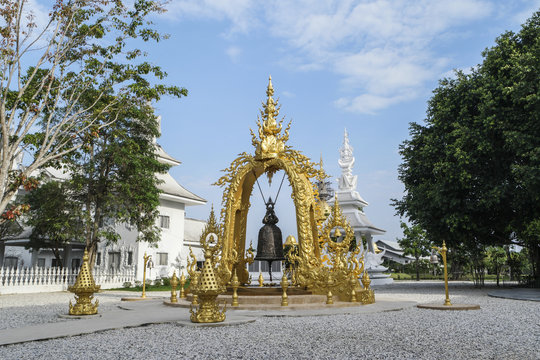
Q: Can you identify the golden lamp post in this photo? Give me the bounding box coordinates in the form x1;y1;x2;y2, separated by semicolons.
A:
432;241;451;306
418;240;480;311
141;252;153;299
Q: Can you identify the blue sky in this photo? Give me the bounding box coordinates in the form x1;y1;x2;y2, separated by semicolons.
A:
30;0;540;244
149;0;540;245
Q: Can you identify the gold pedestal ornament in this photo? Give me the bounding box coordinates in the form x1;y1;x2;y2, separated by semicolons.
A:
68;249;100;315
358;271;375;304
170;271;179;303
349;274;359;302
258;272;264;287
191;273;199;306
179;271;187;299
189;208;227;323
326;290;334;305
281;273;289;306
231;269;240;307
190;246;226;322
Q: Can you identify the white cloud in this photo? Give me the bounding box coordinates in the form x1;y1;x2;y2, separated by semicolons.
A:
335;92;412;114
161;1;527;113
225;46;242;63
166;0;256;34
281;91;296;98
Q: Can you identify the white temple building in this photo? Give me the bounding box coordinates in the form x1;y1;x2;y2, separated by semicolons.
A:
93;143;206;281
0;120;207;292
329;129;393;285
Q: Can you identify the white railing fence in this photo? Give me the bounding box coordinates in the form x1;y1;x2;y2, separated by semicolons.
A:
0;266;136;294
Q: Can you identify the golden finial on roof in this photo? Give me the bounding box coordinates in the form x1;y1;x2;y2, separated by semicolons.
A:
262;75;280;136
68;248;100;315
251;76;291;160
267;75;274;97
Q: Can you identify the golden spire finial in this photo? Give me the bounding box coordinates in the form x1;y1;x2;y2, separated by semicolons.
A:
267;75;274;97
251;76;291;159
264;76;278;132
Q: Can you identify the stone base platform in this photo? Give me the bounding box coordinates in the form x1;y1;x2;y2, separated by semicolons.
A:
224;286;313;296
417;303;481;311
120;296;155;301
166;289;375;310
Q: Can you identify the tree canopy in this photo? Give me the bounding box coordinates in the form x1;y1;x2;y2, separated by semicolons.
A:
397;222;432;281
24;180;83;267
66;98;170;264
0;0;186;221
393;11;540;285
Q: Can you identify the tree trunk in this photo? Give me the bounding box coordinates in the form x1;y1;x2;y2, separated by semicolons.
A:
52;246;63;269
415;255;420;281
531;243;540;288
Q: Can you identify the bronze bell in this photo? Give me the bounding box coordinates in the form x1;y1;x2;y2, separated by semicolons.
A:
255;197;285;282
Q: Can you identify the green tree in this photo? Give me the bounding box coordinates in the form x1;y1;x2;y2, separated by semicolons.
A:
393;11;540;285
485;246;507;286
478;11;540;285
24;181;84;267
397;222;432;281
507;248;531;282
63;99;172;264
0;0;181;220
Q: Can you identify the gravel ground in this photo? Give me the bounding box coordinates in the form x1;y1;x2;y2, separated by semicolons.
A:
0;290;152;330
0;282;538;360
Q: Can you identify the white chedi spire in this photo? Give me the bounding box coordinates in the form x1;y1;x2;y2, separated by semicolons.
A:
337;128;358;191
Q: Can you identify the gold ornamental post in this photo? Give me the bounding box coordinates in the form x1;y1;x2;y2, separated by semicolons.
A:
141;252;152;299
350;275;357;303
170;270;179;303
231;268;240;307
179;271;187;299
433;241;452;306
281;273;289;306
326;276;334;305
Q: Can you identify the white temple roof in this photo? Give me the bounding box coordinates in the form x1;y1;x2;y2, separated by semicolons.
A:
156;144;181;167
340;207;386;235
157;172;206;205
376;239;403;252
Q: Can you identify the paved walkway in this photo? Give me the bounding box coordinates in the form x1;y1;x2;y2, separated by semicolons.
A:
487;288;540;302
0;298;415;346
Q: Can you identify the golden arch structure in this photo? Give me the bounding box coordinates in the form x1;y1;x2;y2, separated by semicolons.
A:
214;77;321;285
212;77;374;304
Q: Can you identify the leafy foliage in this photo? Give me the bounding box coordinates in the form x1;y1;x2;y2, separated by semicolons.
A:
0;0;186;223
65;99;171;264
397;222;432;281
393;11;540;285
24;180;84;267
485;246;507;286
9;0;188;264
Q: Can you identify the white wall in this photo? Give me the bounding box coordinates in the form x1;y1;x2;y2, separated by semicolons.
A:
135;199;185;281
